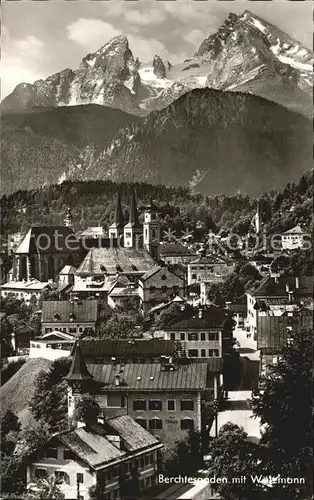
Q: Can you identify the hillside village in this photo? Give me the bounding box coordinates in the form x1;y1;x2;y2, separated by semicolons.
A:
0;182;312;500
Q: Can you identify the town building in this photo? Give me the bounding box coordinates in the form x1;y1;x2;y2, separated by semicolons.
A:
159;305;234;359
0;280;51;304
41;300;98;336
225;300;247;330
10;225;82;282
138;265;185;315
187;256;235;286
159;242;197;266
107;280;139;310
147;296;186;323
246;275;313;337
71;275;116;302
27;416;163;500
66;343;223;445
142;198;160;259
281;225;309;250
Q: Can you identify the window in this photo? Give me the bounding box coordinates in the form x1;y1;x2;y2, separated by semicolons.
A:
152;228;157;239
35;468;47;479
107;394;124;407
200;332;206;341
161;286;167;293
134;357;145;364
208;332;219;341
149;418;162;430
46;447;58;459
167;399;175;411
135;418;147;429
149;400;162;411
161;274;167;280
138;457;145;468
201;349;206;358
180;419;194;430
45;328;52;333
77;473;84;484
133;400;146;411
208;349;219;357
55;471;70;484
125;232;132;238
69;327;77;334
192;273;197;279
149;286;156;294
188;333;198;341
180;400;194;411
170;332;176;341
173;286;179;294
63;449;76;460
180;332;185;341
188;349;198;357
79;327;83;333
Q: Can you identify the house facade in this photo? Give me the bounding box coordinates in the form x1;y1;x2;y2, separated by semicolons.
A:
138;266;185;315
281;225;309;250
0;280;51;304
187;256;235;286
66;344;223;445
160;305;234;359
41;300;98;336
27;416;163;500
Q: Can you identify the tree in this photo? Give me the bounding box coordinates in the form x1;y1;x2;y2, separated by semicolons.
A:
74;395;101;425
162;430;203;477
100;311;139;339
1;410;21;457
251;328;313;499
0;316;14;356
26;475;65;500
207;423;263;500
30;358;71;432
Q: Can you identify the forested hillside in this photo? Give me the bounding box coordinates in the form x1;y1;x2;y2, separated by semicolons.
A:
1;170;312;240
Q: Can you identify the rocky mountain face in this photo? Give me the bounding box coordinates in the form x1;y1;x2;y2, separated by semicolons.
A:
78;89;312;196
2;11;312;116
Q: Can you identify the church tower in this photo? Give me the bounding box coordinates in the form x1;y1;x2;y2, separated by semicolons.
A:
254;200;261;235
143;198;160;259
123;189;142;248
65;342;93;429
64;207;73;228
108;190;124;241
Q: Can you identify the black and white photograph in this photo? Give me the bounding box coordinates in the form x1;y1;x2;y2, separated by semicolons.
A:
0;1;313;499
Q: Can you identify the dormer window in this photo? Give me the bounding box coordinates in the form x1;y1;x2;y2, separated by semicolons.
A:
69;313;76;321
100;265;107;272
116;265;123;273
131;264;138;271
53;312;61;321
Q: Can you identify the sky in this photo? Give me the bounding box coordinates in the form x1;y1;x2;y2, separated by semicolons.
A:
1;0;313;98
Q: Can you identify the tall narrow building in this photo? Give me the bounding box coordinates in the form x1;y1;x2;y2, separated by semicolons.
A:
108;190;124;240
143;198;160;259
123;189;142;248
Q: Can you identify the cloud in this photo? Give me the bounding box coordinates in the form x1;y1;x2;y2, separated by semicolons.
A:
66;18;122;52
1;30;45;98
123;7;167;27
184;29;209;47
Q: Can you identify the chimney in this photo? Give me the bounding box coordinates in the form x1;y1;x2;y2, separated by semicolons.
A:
198;309;203;319
115;374;120;386
286;283;290;293
295;277;300;289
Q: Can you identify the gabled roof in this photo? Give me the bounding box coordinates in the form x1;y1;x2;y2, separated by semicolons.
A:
281;225;307;235
42;300;98;323
76;248;155;276
159;242;193;256
39;330;76;341
15;226;78;254
0;280;50;291
76;338;177;358
59;265;77;275
65;342;93;381
87;361;221;391
105;415;160;452
140;265;184;283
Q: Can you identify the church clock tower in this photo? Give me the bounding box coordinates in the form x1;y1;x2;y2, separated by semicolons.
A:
143;198;160;259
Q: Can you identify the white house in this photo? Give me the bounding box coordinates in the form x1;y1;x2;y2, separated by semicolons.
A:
29;331;75;360
0;280;51;304
281;225;309;250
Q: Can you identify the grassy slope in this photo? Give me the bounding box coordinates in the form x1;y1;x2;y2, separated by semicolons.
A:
0;358;51;428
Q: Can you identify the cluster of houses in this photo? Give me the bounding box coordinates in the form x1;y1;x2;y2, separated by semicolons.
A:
1;191;312;500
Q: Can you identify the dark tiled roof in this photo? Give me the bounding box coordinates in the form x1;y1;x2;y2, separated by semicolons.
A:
163;306;231;330
42;300;98;323
140;266;184;283
248;276;313;298
159;243;193;256
76;248;155;276
87;361;221;391
77;338;177;358
15;226;78;254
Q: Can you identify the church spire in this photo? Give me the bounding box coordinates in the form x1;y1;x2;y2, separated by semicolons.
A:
128;188;140;226
66;341;93;382
113;189;124;227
